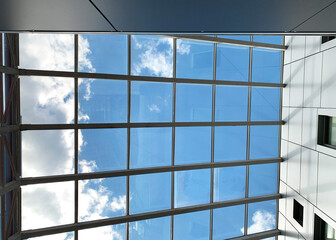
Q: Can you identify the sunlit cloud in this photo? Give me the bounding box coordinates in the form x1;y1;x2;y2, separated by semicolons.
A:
241;210;276;236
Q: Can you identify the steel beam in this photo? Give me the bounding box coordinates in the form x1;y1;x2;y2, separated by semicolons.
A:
0;66;18;75
229;229;281;240
0;181;20;196
0;124;20;135
20;194;281;239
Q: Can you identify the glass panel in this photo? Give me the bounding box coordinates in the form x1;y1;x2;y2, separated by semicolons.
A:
250;125;279;159
130;173;171;214
176;39;213;80
20;76;74;124
251;87;280;121
79;129;127;172
247;200;276;234
129;217;170;240
213;205;245;240
79;79;127;123
175;169;210;207
78;224;126;240
131;81;173;122
218;35;250;41
79;34;127;74
29;232;74;240
253;36;283;45
329;117;336;146
19;33;74;71
215;86;248;121
79;177;126;221
131;35;173;77
214;166;246;201
176;84;212;122
249;163;278;197
252;48;282;83
214;126;247;162
131;127;172;168
175;127;211;165
174;210;210;240
22;130;74;177
216;45;249;82
22;182;74;230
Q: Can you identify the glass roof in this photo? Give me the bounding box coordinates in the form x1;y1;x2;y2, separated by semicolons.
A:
17;34;283;240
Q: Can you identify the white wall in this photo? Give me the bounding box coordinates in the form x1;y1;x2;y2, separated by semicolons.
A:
280;35;336;240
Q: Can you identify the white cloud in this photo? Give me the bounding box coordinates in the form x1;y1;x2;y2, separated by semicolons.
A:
148;103;161;112
242;210;276;235
111;195;126;212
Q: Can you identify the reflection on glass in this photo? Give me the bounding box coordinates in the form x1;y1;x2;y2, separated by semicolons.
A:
176;84;212;122
213;205;245;240
22;130;74;177
79;79;127;123
329;117;336;146
131;128;172;168
215;86;248;121
176;39;213;80
253;36;283;45
174;210;210;240
79;34;127;74
175;127;211;165
131;81;173;122
214;126;247;161
175;169;210;207
79;129;127;172
22;182;74;230
214;166;246;201
249;163;278;197
131;35;173;77
251;87;280;121
130;217;170;240
248;200;276;235
252;48;282;83
216;44;249;82
79;177;126;221
78;224;126;240
250;125;279;159
130;173;171;214
20;76;74;124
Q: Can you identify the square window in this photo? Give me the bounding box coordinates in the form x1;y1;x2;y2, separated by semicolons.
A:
247;200;276;235
314;214;336;240
129;217;170;240
293;199;304;227
250;125;279;159
251;87;280;121
249;163;278;197
318;115;336;149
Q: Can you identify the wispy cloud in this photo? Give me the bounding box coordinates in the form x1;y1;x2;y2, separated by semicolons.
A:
241;210;276;235
148;103;161;113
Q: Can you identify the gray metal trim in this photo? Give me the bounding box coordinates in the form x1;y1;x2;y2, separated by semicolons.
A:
228;229;281;240
0;124;19;135
0;180;20;196
0;66;18;75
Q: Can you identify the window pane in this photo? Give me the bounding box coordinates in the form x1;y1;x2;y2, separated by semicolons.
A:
175;169;210;207
252;48;282;83
79;129;127;172
216;45;249;82
20;76;74;124
214;126;247;162
253;36;283;45
176;39;213;80
214;166;246;201
79;79;127;123
22;130;74;177
250;125;279;159
176;84;212;122
79;34;127;74
215;86;248;121
175;127;211;165
249;163;278;197
130;173;171;214
131;127;172;168
251;87;280;121
130;217;170;240
329;117;336;146
78;224;125;240
248;200;276;234
30;232;74;240
131;81;173;122
131;35;173;77
218;35;250;41
213;205;245;240
174;210;210;240
22;182;74;230
79;177;126;221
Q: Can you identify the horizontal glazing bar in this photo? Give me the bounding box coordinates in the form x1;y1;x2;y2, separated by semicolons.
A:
20;194;281;239
228;229;281;240
0;66;18;75
0;124;20;134
20;158;282;185
18;68;286;88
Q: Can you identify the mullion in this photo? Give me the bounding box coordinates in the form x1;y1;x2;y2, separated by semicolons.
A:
126;34;131;240
171;37;176;240
74;34;79;240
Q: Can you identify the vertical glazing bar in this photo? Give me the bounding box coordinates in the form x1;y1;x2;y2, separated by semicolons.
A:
74;34;79;240
244;35;253;236
126;34;131;240
0;34;4;239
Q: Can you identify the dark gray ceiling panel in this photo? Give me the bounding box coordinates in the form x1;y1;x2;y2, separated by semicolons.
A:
92;0;336;32
293;2;336;32
0;0;114;32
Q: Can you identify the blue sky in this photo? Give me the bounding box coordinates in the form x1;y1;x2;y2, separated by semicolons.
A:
19;34;282;239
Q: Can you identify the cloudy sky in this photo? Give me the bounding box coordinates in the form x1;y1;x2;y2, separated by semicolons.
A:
18;33;281;239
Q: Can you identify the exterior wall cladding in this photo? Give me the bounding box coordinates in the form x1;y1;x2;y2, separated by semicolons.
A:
280;36;336;240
